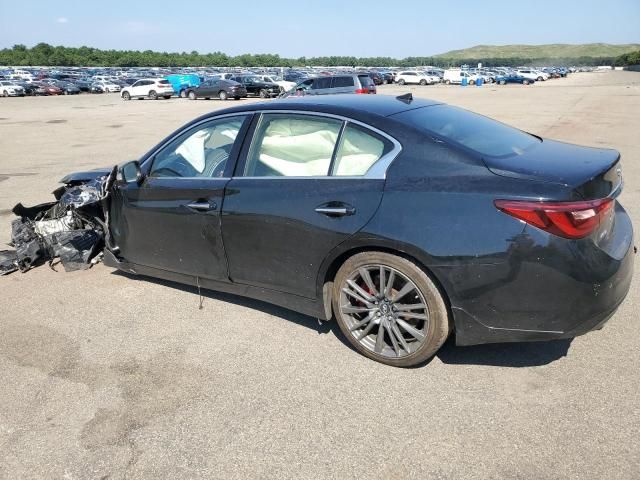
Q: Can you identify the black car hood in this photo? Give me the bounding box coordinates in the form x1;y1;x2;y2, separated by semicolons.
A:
484;139;620;188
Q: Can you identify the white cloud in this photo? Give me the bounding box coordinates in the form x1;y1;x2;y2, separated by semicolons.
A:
56;17;69;24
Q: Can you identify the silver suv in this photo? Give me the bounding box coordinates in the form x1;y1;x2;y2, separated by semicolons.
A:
283;74;376;97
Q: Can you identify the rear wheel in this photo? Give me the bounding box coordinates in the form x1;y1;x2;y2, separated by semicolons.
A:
523;79;530;85
332;252;450;367
219;90;228;101
188;90;196;100
179;89;187;98
163;95;171;99
122;91;131;100
3;90;8;97
259;89;268;98
445;79;451;85
149;90;158;100
499;80;506;85
398;79;405;85
419;79;427;85
537;76;543;81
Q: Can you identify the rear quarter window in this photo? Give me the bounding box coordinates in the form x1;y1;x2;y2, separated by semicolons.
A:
332;76;354;88
393;105;540;158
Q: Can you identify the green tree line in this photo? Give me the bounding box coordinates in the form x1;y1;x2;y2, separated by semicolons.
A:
613;50;640;66
0;43;629;68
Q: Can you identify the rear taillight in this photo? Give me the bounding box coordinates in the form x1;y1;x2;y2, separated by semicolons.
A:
355;88;369;94
494;198;614;239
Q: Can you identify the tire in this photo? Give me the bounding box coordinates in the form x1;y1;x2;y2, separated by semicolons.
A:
188;90;196;100
219;90;228;101
122;91;131;100
499;80;506;85
523;79;530;85
419;79;427;85
149;90;158;100
537;77;543;82
2;90;8;97
163;95;171;99
179;90;187;98
259;89;268;98
234;96;241;100
332;251;450;367
445;79;451;85
398;79;405;85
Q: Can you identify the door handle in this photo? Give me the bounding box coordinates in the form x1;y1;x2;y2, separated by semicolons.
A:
186;201;216;211
315;205;356;217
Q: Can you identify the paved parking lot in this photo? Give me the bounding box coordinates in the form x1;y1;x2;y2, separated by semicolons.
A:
1;71;639;479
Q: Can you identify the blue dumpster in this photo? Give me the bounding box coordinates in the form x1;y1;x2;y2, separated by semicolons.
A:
461;77;468;86
476;77;483;86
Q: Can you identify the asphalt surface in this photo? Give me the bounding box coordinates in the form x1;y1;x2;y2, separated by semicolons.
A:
0;71;639;479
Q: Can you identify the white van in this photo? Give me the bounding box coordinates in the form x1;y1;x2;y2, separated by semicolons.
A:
443;69;476;85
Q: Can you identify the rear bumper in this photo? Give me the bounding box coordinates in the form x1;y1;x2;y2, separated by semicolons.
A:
446;204;634;346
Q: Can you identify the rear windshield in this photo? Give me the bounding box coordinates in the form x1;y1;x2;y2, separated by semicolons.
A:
357;75;374;87
393;105;539;157
158;79;170;85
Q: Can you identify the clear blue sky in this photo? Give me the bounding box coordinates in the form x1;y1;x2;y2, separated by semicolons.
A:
1;0;638;57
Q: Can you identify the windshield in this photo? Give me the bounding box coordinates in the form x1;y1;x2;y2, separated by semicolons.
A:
245;76;260;82
393;105;540;158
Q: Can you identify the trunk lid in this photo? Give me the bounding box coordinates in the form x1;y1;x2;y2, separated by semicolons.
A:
484;139;622;199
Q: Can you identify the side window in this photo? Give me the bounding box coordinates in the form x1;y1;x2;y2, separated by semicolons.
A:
312;77;332;89
332;76;354;88
297;79;314;90
332;124;391;176
244;114;342;177
150;116;247;178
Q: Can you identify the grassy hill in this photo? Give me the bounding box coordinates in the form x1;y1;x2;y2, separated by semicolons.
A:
434;43;640;60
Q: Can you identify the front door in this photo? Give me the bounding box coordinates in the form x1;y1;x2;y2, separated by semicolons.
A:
110;114;251;281
222;112;397;298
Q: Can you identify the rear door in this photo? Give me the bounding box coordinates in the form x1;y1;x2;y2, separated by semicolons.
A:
110;114;252;280
221;112;399;298
330;76;355;94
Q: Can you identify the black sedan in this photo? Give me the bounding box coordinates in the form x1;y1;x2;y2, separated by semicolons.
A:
185;79;248;101
231;75;280;97
78;94;633;367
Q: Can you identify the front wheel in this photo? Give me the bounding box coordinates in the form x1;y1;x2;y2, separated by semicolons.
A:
445;79;451;85
179;89;187;98
122;91;131;100
163;95;171;99
419;79;427;85
523;79;530;85
259;89;268;98
332;252;450;367
219;90;228;101
499;80;506;85
3;90;8;97
188;90;196;100
398;79;405;85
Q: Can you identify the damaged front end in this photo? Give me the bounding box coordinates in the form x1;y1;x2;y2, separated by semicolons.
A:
1;167;118;275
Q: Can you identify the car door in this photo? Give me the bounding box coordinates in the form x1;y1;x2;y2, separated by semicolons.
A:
197;80;214;97
110;114;252;281
221;112;399;299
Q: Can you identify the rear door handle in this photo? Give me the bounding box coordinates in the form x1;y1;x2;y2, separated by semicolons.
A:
315;205;356;217
186;201;216;211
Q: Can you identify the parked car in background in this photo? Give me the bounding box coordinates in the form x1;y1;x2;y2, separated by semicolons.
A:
166;74;200;98
377;71;395;84
231;75;280;98
517;69;545;82
366;71;384;85
284;74;376;97
185;79;247;100
33;82;62;95
90;83;106;93
0;80;26;97
121;78;174;100
255;74;296;93
211;73;236;81
495;73;535;85
395;71;438;85
443;69;477;85
54;80;81;95
15;81;38;96
94;81;121;93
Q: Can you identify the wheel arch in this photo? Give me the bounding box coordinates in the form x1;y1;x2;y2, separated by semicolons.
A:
317;239;454;328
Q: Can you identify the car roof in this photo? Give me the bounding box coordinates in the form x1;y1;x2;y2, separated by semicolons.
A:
214;94;442;119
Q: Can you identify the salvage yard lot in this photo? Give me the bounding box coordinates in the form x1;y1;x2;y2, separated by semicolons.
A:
1;71;639;479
